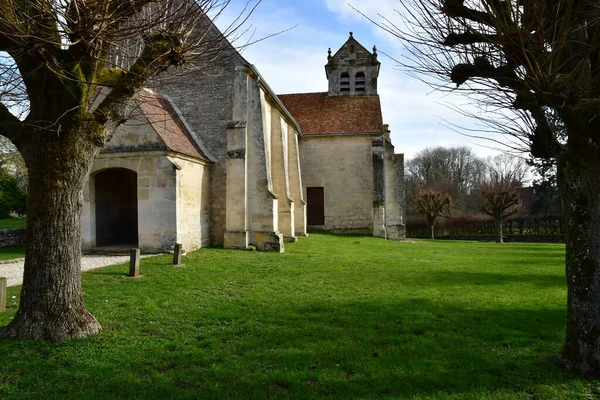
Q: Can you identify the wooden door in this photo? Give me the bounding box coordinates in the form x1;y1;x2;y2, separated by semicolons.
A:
95;168;138;247
307;187;325;226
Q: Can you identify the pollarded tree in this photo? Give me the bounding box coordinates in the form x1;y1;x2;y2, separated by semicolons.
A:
0;0;257;341
412;183;452;239
477;154;527;242
369;0;600;374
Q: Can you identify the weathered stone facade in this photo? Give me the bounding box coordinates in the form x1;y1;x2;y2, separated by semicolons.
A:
82;91;213;252
299;135;375;232
326;32;380;97
157;54;306;251
280;33;406;241
81;27;402;253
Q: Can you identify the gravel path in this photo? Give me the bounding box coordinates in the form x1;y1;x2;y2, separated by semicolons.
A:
0;254;153;287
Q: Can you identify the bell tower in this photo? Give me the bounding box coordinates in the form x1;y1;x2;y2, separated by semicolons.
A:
325;32;381;97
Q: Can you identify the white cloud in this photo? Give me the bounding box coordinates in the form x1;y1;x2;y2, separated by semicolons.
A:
324;0;406;51
324;0;399;21
213;1;512;160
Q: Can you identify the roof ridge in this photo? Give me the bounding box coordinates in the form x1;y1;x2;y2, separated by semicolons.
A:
278;91;327;97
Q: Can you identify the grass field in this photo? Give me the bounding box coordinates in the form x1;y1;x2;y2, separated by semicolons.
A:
0;246;25;261
0;217;26;230
0;233;595;399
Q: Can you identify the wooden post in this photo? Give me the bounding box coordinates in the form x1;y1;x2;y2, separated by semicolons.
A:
129;248;140;277
173;243;183;266
0;277;6;312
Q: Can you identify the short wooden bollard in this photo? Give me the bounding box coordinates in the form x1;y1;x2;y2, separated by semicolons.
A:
173;243;183;266
0;277;7;312
129;248;140;277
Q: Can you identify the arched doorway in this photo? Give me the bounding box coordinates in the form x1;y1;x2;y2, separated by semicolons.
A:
95;168;138;247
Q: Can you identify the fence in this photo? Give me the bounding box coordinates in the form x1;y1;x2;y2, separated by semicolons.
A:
407;214;565;241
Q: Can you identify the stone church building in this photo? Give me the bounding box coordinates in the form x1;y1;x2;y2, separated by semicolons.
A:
81;31;405;253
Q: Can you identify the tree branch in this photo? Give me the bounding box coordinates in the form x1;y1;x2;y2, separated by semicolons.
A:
441;0;494;27
442;31;497;47
0;102;22;141
93;32;186;122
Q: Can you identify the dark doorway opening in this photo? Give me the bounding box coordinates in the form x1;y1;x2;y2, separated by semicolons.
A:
307;187;325;226
95;168;138;247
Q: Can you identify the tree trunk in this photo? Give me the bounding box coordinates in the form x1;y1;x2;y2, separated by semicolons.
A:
555;144;600;376
495;218;503;243
0;127;103;340
427;217;435;240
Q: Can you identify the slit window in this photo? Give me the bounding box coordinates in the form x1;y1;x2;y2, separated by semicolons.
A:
355;72;366;92
340;72;350;92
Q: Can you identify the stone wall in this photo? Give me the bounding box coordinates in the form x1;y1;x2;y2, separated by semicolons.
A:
300;134;375;231
0;229;25;247
83;153;178;252
174;156;211;251
384;142;405;241
326;36;379;96
103;107;165;152
155;63;237;247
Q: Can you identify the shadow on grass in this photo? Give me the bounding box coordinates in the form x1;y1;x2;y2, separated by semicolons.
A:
306;229;370;238
0;237;575;399
0;296;580;399
422;271;566;288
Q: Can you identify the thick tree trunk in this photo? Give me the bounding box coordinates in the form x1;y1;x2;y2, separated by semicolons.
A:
555;144;600;375
0;128;103;340
495;219;503;243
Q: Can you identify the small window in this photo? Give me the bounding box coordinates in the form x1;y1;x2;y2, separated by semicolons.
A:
340;72;350;92
350;45;355;54
355;72;366;92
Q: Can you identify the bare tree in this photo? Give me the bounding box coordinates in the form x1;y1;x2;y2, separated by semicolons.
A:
365;0;600;374
477;154;527;243
412;182;452;239
406;146;486;213
0;0;258;341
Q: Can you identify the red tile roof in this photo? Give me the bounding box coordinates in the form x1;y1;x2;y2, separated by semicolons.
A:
277;92;383;135
138;91;210;161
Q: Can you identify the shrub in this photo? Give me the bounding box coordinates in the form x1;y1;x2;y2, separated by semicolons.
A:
0;171;26;218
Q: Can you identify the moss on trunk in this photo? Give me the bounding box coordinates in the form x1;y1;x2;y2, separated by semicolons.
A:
0;123;104;340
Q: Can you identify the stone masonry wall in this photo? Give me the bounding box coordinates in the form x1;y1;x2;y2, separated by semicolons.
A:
103;107;165;152
0;229;25;247
174;156;211;251
83;153;178;251
155;63;237;246
326;37;379;96
300;135;375;232
384;141;406;241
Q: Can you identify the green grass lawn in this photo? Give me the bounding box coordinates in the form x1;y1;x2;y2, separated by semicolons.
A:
0;245;25;261
0;217;26;230
0;233;595;399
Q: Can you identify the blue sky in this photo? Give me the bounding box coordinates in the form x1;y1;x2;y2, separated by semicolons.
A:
217;0;509;161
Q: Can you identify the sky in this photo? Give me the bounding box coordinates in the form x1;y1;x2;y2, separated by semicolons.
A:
215;0;513;161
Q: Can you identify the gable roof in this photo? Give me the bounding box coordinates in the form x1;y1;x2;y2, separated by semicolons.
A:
277;92;384;135
330;34;375;61
137;90;212;161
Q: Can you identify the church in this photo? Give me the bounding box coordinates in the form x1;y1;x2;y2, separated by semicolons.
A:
81;31;406;253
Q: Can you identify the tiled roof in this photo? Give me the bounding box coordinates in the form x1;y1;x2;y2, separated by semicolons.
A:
277;92;383;135
138;91;210;161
